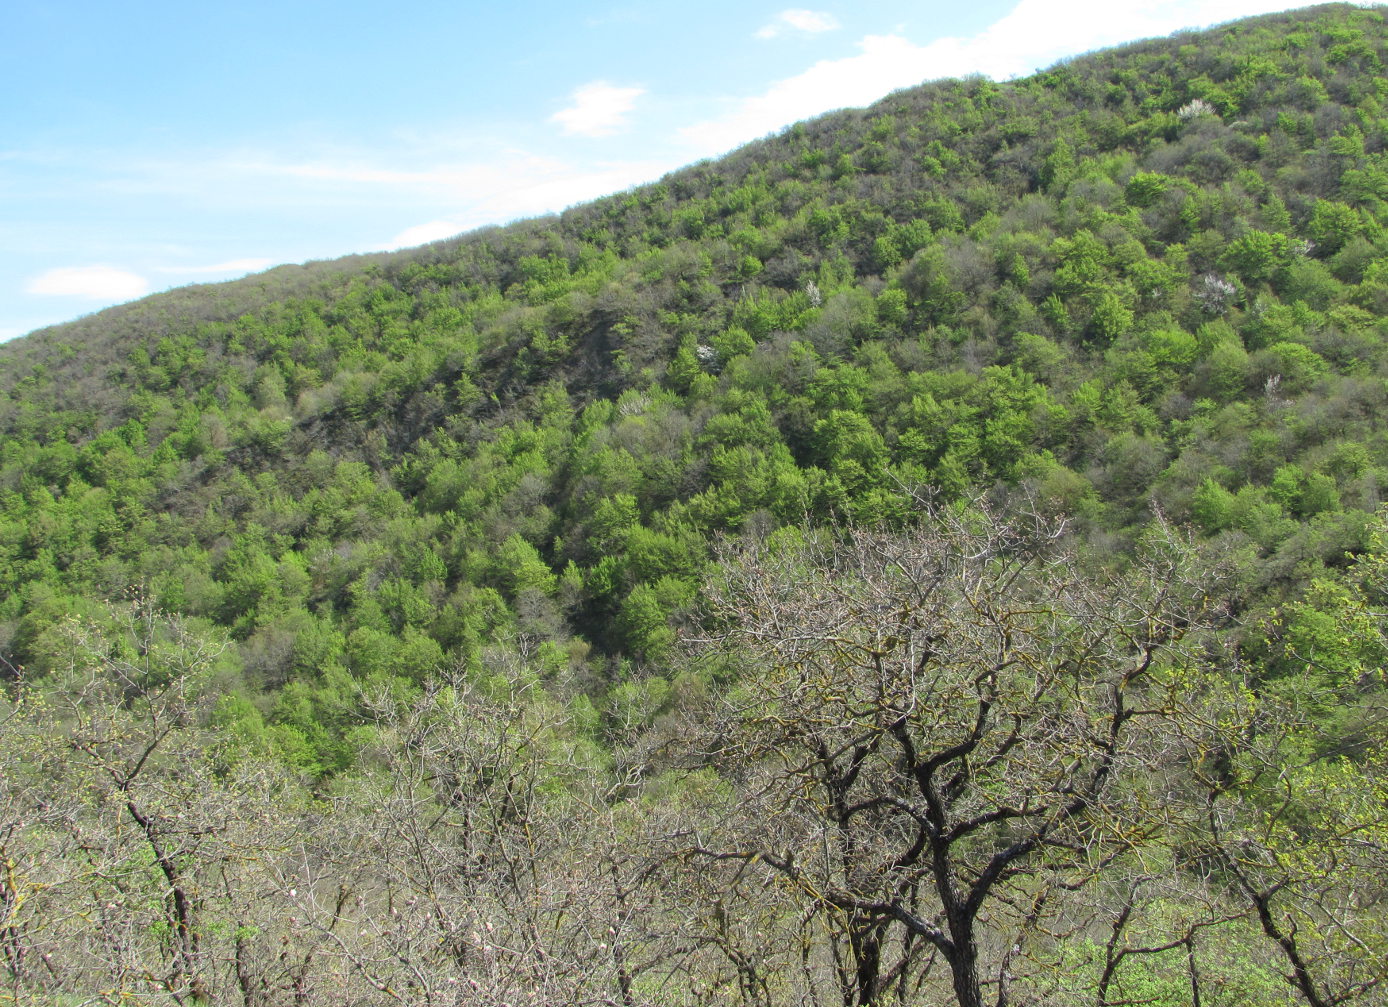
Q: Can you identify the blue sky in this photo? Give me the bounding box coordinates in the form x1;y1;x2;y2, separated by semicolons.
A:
3;0;1304;341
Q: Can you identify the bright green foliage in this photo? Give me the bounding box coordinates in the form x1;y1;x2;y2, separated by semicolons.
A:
1087;289;1135;344
1308;199;1365;254
1223;230;1291;282
6;13;1388;994
0;2;1385;784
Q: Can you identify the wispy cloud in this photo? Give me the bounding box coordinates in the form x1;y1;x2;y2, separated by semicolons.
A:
679;34;933;153
25;265;149;300
387;221;463;249
153;257;274;275
550;81;646;137
44;141;675;259
683;0;1295;155
245;147;675;245
755;9;841;39
924;0;1292;81
469;160;671;218
383;157;674;249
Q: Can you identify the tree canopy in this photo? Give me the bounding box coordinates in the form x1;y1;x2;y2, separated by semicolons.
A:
3;5;1388;1004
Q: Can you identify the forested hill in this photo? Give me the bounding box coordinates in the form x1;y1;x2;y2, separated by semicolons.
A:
5;7;1388;1003
3;0;1388;730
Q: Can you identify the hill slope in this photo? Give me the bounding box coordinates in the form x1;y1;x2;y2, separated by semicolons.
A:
4;3;1388;677
4;4;1387;671
4;5;1388;1005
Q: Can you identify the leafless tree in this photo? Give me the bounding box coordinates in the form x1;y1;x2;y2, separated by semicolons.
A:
676;506;1233;1007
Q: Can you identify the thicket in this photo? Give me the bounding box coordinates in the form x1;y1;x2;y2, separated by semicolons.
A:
3;5;1388;1003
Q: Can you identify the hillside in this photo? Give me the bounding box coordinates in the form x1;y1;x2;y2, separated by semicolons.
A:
3;5;1388;1004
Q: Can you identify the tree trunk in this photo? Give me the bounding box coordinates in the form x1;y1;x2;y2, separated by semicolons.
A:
946;918;983;1007
849;917;881;1005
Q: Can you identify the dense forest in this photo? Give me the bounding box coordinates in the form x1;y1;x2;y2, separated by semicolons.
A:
4;5;1388;1004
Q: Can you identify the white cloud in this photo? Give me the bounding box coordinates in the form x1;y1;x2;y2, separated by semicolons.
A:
25;265;149;300
550;81;646;137
259;156;561;194
382;157;674;249
679;34;935;153
947;0;1298;80
153;257;274;275
467;160;671;220
755;9;841;39
387;220;463;249
682;0;1297;156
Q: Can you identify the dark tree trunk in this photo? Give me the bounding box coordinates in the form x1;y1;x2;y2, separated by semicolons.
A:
945;919;983;1007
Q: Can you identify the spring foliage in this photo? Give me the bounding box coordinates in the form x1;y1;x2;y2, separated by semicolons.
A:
3;5;1388;1003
